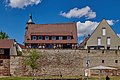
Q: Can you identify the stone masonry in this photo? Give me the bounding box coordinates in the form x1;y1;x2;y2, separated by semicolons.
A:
0;49;120;76
9;49;120;76
0;59;10;76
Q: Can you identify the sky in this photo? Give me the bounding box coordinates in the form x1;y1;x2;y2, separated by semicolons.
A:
0;0;120;44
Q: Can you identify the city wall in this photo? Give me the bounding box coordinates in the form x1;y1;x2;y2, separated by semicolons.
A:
9;49;120;76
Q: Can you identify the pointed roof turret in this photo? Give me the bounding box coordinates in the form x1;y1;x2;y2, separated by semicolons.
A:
27;14;35;24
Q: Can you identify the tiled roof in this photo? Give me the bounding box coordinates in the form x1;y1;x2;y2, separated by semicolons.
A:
80;37;89;47
24;22;78;44
17;43;26;49
31;31;73;36
0;39;14;48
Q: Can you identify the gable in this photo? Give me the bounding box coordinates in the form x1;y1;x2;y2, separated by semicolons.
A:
86;19;120;49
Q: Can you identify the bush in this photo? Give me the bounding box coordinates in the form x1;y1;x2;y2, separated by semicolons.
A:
17;51;22;56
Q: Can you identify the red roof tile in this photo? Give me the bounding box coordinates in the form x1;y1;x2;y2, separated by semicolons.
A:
80;37;89;47
17;43;26;49
24;22;78;44
0;39;14;48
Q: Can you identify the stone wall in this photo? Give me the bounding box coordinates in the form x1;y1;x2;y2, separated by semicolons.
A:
9;49;120;76
10;56;25;76
0;59;10;76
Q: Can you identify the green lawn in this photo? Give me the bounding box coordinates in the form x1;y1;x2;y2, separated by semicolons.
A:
88;76;120;80
0;76;120;80
0;77;33;80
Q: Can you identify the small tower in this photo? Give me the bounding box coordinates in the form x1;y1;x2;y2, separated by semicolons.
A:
27;14;35;24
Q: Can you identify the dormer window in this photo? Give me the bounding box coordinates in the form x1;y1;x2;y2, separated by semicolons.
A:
45;36;49;40
102;28;106;36
52;36;56;40
59;36;63;40
32;36;37;40
67;36;71;40
38;36;43;40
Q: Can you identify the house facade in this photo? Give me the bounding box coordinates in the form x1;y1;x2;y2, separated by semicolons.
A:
0;39;23;76
85;19;120;50
0;39;17;76
24;15;78;49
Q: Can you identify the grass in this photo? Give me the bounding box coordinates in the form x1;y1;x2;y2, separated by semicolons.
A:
0;76;120;80
88;76;120;80
0;77;32;80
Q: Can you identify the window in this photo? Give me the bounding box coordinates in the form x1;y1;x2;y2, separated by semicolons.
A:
67;36;71;40
97;37;101;46
115;60;118;63
102;28;106;36
32;36;37;40
0;60;3;66
102;60;104;63
107;37;110;45
38;36;43;40
59;36;63;40
52;36;56;40
45;36;49;40
31;44;38;48
0;49;4;54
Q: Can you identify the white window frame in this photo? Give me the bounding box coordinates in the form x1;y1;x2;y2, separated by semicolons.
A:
107;37;110;45
32;36;37;40
67;36;71;40
45;36;49;40
102;28;106;36
97;37;101;46
38;36;43;40
52;36;56;40
59;36;63;40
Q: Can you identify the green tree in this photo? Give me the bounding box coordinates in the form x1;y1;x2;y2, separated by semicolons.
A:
25;49;40;79
0;31;9;39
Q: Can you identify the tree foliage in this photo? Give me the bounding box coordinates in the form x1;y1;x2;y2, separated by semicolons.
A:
26;49;40;71
0;31;9;39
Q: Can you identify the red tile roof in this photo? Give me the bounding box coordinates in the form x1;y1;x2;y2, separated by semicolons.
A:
31;31;73;36
24;22;78;44
17;43;26;49
80;37;89;47
0;39;14;48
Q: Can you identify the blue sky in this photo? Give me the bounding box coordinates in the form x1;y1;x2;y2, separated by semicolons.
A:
0;0;120;44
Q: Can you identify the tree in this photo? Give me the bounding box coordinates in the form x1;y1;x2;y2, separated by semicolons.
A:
25;49;40;79
0;31;9;39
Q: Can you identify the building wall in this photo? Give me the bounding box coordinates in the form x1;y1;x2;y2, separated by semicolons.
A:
9;49;120;76
85;19;120;49
10;44;17;56
24;23;78;49
0;59;10;76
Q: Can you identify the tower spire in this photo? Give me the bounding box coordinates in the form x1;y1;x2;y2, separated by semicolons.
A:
27;14;35;24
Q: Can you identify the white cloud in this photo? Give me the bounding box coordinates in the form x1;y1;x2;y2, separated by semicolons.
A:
106;20;119;25
60;6;96;19
77;21;99;37
6;0;41;8
77;20;118;37
117;34;120;38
